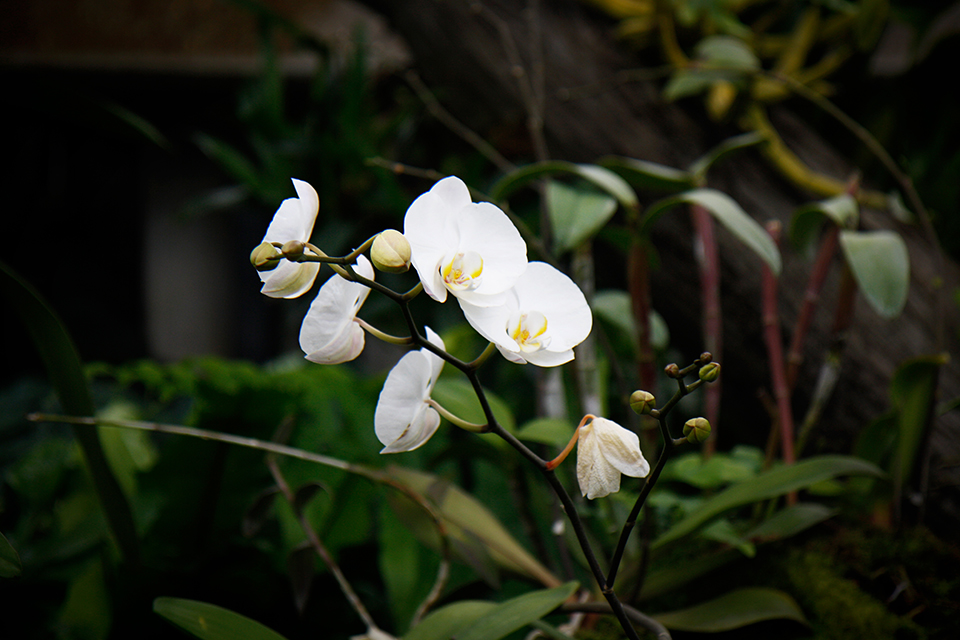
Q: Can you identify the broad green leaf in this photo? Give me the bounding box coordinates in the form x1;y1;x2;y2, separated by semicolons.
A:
154;598;290;640
0;531;22;578
59;560;112;640
744;503;836;541
591;290;669;351
0;261;139;565
432;378;516;436
404;601;496;640
598;156;694;191
456;582;579;640
790;194;859;252
890;355;946;485
688;131;765;180
653;456;883;548
663;36;759;101
489;161;638;211
638;548;740;600
661;450;759;489
654;587;808;632
700;518;755;557
642;189;781;275
696;36;761;71
546;181;617;253
379;502;432;630
515;418;575;448
387;466;560;588
839;230;909;318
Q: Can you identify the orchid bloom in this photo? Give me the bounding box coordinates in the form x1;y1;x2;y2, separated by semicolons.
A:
576;416;650;499
259;179;321;298
403;176;527;306
299;255;374;365
459;261;592;367
375;328;445;453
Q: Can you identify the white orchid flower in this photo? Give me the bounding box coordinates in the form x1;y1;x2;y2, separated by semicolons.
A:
403;176;527;306
576;416;650;499
259;178;321;298
459;261;592;367
375;328;446;453
299;255;374;365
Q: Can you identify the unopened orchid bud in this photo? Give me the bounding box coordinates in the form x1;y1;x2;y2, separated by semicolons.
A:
281;240;306;260
630;390;656;415
683;417;711;443
699;362;721;383
250;241;282;271
371;229;412;274
665;363;680;378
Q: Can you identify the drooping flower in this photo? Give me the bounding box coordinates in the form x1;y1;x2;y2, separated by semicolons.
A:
375;328;445;453
459;261;592;367
259;179;321;298
403;176;527;306
576;417;649;499
299;255;374;364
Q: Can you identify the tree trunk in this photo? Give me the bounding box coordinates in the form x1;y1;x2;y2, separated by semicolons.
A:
363;0;960;525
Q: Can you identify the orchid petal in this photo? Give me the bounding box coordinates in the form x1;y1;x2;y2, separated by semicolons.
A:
299;255;374;363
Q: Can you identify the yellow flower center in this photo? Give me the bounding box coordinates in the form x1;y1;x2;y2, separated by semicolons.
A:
441;251;483;291
508;311;549;353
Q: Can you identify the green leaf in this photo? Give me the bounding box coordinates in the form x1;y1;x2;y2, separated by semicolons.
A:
456;582;579;640
744;503;836;541
59;560;112;640
790;194;859;252
661;450;760;489
489;161;638;212
653;456;884;548
386;466;560;588
654;587;808;632
700;518;755;557
404;601;496;640
0;531;22;578
688;131;765;180
642;189;781;275
0;261;139;566
515;418;574;448
663;36;759;101
839;230;909;318
598;156;694;191
638;548;740;600
591;290;669;352
546;181;618;253
154;598;290;640
195;133;262;192
432;378;516;437
890;355;946;485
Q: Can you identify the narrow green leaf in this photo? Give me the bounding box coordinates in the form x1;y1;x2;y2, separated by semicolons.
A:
790;194;859;252
642;189;781;275
404;601;495;640
546;181;617;253
653;456;883;548
638;548;740;600
0;261;139;566
688;131;765;180
598;156;695;191
700;518;756;557
387;466;560;588
195;133;262;192
591;290;669;351
839;230;909;318
890;355;946;485
154;598;290;640
0;531;22;577
489;161;638;211
654;587;808;632
744;503;837;541
456;582;579;640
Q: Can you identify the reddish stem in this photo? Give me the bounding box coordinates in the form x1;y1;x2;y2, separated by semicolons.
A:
692;204;722;456
629;239;658;454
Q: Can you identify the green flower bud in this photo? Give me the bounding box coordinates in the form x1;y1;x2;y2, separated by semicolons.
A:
683;417;711;443
371;229;412;274
664;363;680;378
629;390;656;415
281;240;306;260
250;241;282;272
699;362;721;383
699;352;713;364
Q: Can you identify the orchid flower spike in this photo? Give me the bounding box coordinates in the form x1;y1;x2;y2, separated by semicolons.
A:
259;178;321;298
299;255;374;365
404;176;527;306
577;416;649;499
460;261;592;367
375;328;446;453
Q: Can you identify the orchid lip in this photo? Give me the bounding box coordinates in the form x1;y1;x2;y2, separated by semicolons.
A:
440;251;483;292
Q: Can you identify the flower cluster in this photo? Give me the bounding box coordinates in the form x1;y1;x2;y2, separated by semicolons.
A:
257;177;649;498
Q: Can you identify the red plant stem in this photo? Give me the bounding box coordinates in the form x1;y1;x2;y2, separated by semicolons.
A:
785;225;840;391
629;239;658;455
762;222;796;480
692;204;722;456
